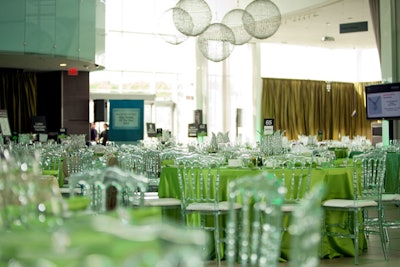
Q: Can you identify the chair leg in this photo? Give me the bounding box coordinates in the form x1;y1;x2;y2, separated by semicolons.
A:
378;208;389;261
382;205;390;242
213;214;221;267
320;214;326;259
353;209;359;265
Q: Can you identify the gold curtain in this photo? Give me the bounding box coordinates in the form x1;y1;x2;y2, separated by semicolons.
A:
261;78;380;141
0;70;37;133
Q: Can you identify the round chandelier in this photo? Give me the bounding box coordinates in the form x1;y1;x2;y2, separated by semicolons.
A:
244;0;282;39
174;0;212;36
197;23;236;62
158;0;281;61
222;9;254;45
158;7;190;45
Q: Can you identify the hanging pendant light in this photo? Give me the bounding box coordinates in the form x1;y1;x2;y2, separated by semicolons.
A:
174;0;212;36
244;0;281;39
222;9;254;45
159;0;282;62
197;23;235;62
158;7;190;45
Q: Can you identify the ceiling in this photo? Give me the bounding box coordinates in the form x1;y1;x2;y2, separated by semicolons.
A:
0;0;375;72
265;0;375;49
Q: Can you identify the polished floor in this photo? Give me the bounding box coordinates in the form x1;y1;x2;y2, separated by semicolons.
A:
206;203;400;266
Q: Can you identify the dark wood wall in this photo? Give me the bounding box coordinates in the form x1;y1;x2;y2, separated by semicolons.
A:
36;71;90;140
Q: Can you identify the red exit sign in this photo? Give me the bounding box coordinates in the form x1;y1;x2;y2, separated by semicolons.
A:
68;68;78;76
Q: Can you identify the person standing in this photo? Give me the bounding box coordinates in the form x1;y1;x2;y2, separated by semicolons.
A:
90;122;98;143
100;123;109;145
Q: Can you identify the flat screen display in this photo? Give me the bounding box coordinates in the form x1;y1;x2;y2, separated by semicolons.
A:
365;82;400;120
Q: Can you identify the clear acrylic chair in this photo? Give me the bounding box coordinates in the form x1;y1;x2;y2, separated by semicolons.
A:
226;172;285;267
371;148;400;242
273;154;313;238
143;148;162;192
40;152;64;187
278;154;313;211
176;154;236;266
118;152;144;174
280;155;314;258
288;183;326;267
321;150;388;264
68;166;148;212
119;150;182;223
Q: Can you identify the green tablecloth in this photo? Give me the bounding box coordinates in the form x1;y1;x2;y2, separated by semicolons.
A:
385;152;400;193
328;147;349;159
158;165;366;261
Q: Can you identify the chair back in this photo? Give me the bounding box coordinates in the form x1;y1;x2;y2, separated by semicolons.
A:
277;154;312;204
40;152;64;187
289;183;326;267
143;149;161;178
103;166;149;208
353;149;387;201
64;147;92;172
142;149;161;191
226;172;285;267
313;148;336;167
68;167;148;212
118;152;144;174
176;154;221;208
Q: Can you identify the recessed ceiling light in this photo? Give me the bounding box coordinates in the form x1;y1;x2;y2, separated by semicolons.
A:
59;63;67;67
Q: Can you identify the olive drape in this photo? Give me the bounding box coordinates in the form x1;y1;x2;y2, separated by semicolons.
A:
0;70;37;134
261;78;380;141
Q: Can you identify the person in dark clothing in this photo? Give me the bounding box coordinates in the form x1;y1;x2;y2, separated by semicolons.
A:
90;122;98;142
100;123;109;145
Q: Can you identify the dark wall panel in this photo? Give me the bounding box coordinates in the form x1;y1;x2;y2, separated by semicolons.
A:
36;71;90;139
62;71;90;138
94;99;107;122
36;72;62;134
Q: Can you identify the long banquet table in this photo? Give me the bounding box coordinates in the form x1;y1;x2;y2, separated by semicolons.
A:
158;164;367;261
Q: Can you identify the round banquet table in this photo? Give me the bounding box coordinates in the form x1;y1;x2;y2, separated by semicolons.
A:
158;164;367;261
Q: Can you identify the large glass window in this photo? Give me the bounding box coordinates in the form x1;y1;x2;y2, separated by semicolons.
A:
90;0;380;145
90;0;197;143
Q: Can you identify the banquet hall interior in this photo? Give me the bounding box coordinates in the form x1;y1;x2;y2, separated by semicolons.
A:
1;0;400;266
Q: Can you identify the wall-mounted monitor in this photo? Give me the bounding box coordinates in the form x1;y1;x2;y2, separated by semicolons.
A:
365;82;400;120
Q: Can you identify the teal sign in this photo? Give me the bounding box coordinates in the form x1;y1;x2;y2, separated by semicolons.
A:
109;100;144;142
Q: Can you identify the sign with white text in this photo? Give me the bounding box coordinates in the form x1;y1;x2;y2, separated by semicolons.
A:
263;118;274;135
109;100;144;142
113;108;140;129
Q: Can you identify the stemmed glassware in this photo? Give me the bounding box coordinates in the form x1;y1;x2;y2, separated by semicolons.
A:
1;144;67;230
260;130;283;156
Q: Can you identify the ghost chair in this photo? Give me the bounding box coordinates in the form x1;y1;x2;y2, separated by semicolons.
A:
288;183;326;267
226;172;285;267
321;150;388;264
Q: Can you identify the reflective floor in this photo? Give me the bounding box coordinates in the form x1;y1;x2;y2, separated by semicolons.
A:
206;203;400;266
